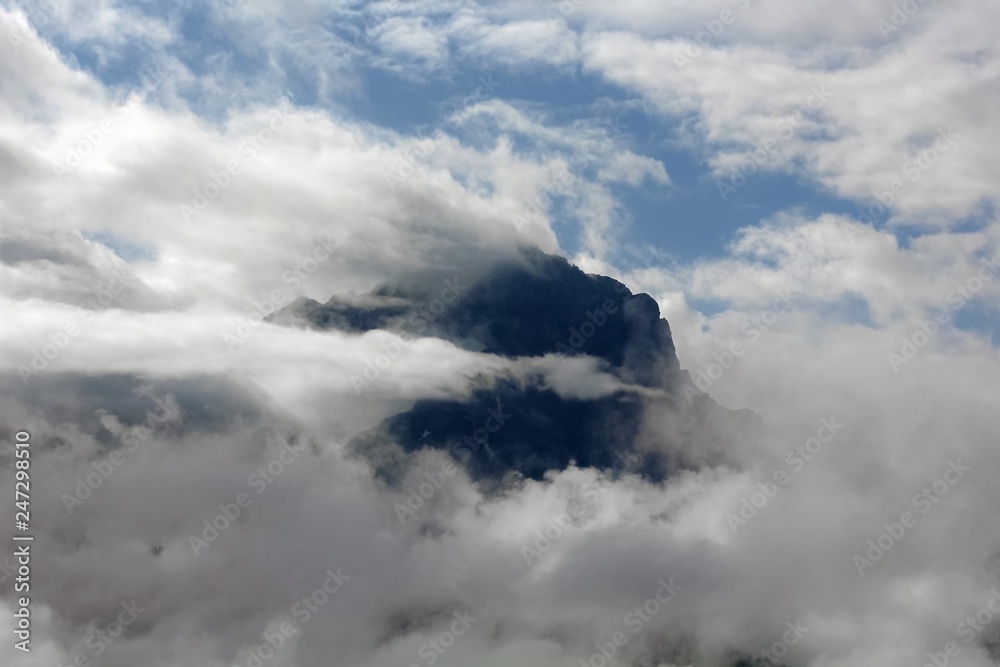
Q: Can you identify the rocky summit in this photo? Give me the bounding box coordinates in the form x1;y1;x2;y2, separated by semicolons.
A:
271;247;757;485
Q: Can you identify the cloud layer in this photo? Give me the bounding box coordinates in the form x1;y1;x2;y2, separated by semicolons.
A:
0;1;998;666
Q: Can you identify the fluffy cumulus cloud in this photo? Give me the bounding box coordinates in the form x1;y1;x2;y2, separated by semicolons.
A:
0;1;998;666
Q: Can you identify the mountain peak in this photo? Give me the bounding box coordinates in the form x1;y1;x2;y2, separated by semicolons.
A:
271;247;680;388
269;247;756;485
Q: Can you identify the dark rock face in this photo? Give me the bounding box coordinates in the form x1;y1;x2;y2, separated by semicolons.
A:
427;250;680;388
272;246;744;484
358;382;669;486
273;247;680;387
